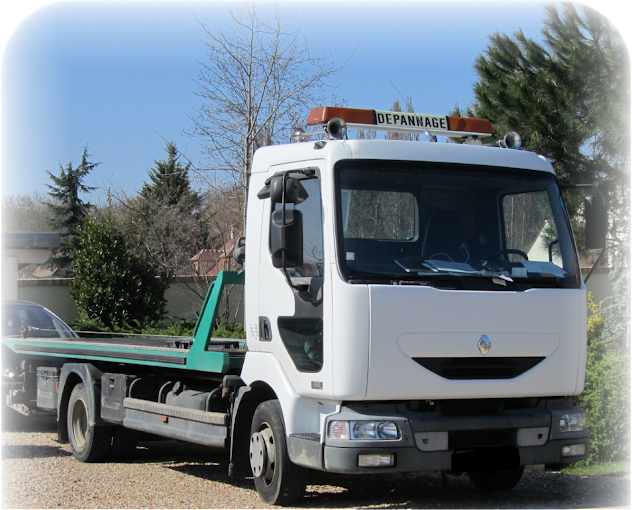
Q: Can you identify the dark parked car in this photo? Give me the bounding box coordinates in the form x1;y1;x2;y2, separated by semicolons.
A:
2;301;77;340
2;301;77;416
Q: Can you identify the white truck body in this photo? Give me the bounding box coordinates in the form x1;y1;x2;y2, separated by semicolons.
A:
3;109;595;505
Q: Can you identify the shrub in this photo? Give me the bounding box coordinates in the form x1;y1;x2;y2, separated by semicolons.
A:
71;215;168;330
213;318;246;339
140;321;196;338
572;294;631;465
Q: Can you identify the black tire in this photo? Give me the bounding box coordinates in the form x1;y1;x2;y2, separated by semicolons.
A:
109;426;138;461
467;467;524;490
250;400;307;505
67;383;112;462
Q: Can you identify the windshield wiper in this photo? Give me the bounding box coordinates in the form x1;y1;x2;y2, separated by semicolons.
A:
348;272;566;290
347;275;397;284
348;273;465;289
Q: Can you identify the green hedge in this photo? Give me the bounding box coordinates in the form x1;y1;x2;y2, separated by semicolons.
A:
71;317;196;338
572;295;631;465
212;318;246;339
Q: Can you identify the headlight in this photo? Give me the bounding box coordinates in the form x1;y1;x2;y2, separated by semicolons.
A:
328;420;400;440
559;413;586;432
377;421;400;440
352;421;377;440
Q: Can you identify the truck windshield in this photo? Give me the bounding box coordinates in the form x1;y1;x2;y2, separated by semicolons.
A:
334;160;580;289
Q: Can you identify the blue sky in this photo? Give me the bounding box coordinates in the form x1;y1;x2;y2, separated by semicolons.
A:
0;0;628;204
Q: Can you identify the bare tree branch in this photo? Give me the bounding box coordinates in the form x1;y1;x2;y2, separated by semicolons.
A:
187;3;349;224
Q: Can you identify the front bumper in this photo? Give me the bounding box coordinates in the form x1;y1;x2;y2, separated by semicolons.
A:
323;436;589;473
291;399;590;474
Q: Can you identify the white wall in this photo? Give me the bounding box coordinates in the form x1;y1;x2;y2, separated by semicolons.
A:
16;277;208;326
581;267;614;305
2;257;19;301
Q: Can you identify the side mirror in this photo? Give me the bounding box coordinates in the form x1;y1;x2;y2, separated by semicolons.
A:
270;209;303;268
584;195;608;249
233;237;245;266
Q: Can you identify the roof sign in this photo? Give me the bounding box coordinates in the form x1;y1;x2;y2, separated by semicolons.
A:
375;111;448;130
306;106;494;138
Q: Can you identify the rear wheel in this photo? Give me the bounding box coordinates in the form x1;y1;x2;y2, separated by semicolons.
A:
250;400;306;505
467;467;524;490
67;384;112;462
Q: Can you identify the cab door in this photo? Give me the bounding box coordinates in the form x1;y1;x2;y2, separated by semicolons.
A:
256;162;330;398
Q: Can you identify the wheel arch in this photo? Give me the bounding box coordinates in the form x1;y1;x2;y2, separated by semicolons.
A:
57;363;105;442
229;381;277;477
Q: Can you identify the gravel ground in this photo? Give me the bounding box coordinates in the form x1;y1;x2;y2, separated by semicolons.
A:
2;413;630;509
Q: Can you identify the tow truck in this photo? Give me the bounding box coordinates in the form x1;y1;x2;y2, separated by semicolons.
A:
2;106;605;505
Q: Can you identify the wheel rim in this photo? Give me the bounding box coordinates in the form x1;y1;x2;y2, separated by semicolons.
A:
71;398;88;448
250;422;276;485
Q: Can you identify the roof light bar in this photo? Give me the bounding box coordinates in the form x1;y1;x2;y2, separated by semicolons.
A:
306;106;494;138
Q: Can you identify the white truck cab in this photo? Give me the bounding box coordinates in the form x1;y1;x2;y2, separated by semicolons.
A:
238;106;594;500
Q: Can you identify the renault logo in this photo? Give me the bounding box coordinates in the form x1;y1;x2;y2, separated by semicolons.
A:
478;335;492;355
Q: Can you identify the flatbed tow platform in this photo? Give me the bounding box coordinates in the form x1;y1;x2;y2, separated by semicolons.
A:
2;271;246;375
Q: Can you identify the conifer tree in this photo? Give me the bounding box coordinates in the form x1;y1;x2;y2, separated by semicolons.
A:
469;4;629;190
45;146;99;273
140;141;201;212
120;142;209;283
462;4;630;347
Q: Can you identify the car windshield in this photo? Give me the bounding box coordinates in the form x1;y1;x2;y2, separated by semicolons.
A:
2;303;77;338
334;160;580;290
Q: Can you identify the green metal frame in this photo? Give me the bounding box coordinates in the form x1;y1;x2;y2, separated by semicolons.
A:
1;271;246;375
188;270;245;372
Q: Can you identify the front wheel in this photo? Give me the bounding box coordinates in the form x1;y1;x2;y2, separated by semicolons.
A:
467;466;524;490
249;400;306;505
67;383;112;462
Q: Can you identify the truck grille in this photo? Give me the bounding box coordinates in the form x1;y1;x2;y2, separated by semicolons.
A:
413;357;544;380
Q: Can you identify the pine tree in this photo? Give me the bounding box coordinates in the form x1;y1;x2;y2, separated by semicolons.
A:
468;4;628;190
140;142;201;212
120;142;209;282
463;4;630;347
45;146;99;273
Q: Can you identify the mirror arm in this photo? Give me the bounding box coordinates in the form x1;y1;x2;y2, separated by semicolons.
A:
584;245;607;284
548;239;559;263
278;173;302;293
282;267;299;290
562;183;605;201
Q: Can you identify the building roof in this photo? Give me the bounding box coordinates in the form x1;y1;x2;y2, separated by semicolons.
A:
190;232;243;277
2;232;60;250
